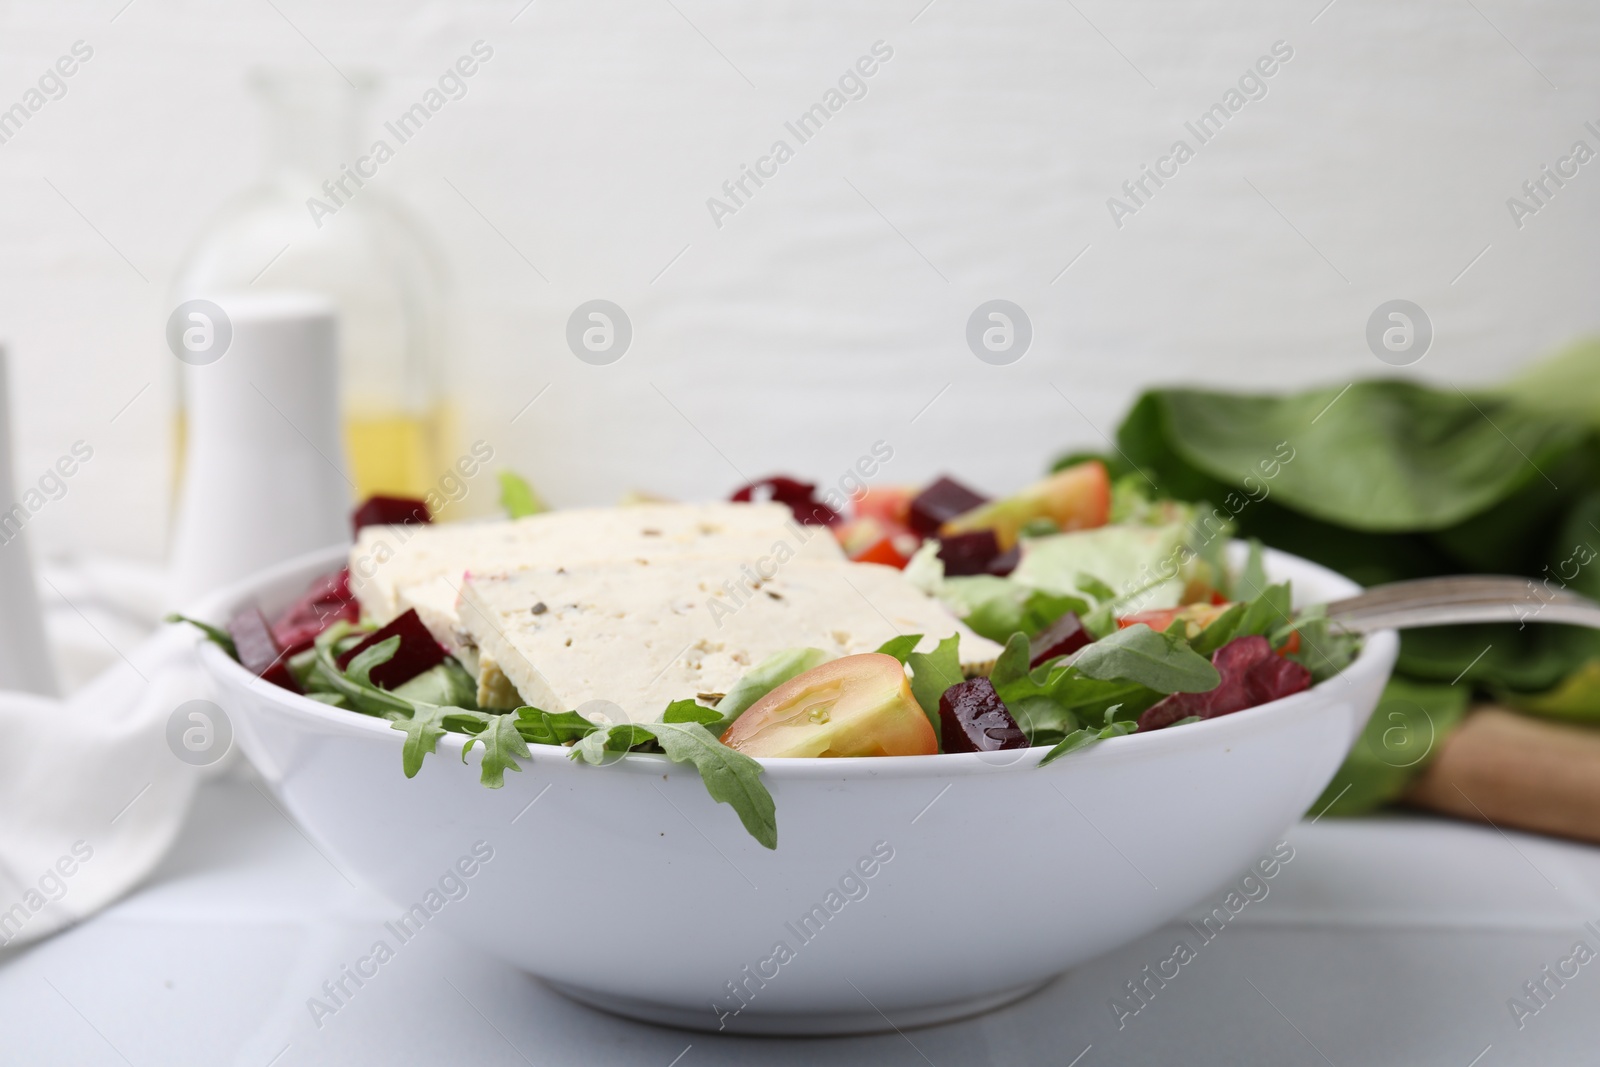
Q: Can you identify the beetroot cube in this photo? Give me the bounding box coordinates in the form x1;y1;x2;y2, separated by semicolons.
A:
227;606;300;693
908;477;988;537
336;609;448;689
352;496;432;534
986;544;1021;577
937;530;1002;577
1029;611;1092;667
731;476;840;526
939;678;1028;753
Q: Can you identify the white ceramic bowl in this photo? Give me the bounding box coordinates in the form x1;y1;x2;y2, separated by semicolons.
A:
194;543;1396;1035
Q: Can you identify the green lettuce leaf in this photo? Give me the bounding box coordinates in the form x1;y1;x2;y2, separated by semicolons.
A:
907;634;963;744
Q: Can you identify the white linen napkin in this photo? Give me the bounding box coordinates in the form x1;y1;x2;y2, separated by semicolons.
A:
0;625;205;949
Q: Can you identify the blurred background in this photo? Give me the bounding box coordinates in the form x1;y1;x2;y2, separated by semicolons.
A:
3;0;1597;684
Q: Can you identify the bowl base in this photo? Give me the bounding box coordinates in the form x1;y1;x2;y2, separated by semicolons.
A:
543;976;1056;1036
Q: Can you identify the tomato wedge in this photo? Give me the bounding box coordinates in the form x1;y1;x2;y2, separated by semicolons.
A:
721;653;936;758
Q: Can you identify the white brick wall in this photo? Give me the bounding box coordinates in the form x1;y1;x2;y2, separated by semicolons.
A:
2;0;1596;561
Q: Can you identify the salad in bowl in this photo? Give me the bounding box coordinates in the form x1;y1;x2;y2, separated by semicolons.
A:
179;463;1359;849
183;465;1392;1033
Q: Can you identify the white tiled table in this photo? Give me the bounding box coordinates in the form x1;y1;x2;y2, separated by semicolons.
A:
4;774;1600;1067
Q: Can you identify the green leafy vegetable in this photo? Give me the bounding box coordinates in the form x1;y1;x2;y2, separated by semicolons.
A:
1036;707;1137;767
1237;539;1270;602
1308;679;1469;816
572;717;778;849
1072;624;1220;694
498;469;547;519
515;707;602;745
989;633;1033;692
392;660;480;708
394;703;457;777
906;634;963;743
345;636;400;687
461;713;533;787
935;577;1089;642
711;647;831;733
874;634;923;664
1234;582;1293;642
1190;602;1246;656
166;613;237;659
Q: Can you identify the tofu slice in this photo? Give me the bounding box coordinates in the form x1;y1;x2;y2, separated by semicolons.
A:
457;558;1004;720
348;502;846;667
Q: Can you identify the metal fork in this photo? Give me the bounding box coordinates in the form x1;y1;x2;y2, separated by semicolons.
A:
1324;575;1600;632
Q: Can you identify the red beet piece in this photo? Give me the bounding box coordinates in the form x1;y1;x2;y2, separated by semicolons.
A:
987;544;1021;578
227;606;301;693
937;530;1001;576
1137;635;1311;732
1029;611;1092;667
908;476;988;537
731;476;841;526
271;568;360;655
352;495;432;534
939;678;1028;753
335;609;448;689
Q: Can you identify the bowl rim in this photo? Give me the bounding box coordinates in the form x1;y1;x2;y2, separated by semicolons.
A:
191;540;1398;781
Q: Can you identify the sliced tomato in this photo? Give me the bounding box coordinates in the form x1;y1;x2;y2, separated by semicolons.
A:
721;653;936;758
854;485;916;528
851;537;909;568
833;517;885;557
1118;602;1234;639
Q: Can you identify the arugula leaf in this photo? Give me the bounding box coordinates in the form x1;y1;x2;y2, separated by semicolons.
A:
1237;538;1270;601
1191;602;1246;656
1235;581;1293;640
1072;624;1220;693
641;721;778;850
515;708;601;746
875;634;923;665
1275;603;1360;683
989;632;1033;692
663;699;725;726
712;647;831;732
1037;727;1099;766
498;469;547;518
907;634;963;744
1036;711;1137;767
166;613;238;659
393;703;457;777
310;640;413;718
462;713;533;787
568;718;778;849
345;636;400;687
1009;695;1079;746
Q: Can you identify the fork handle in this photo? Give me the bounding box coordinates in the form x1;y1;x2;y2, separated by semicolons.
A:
1323;575;1600;633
